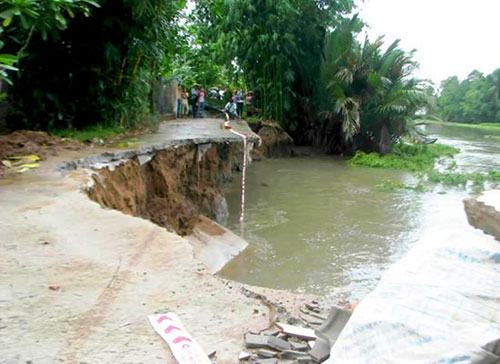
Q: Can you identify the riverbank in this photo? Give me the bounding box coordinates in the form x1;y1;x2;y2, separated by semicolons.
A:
424;120;500;131
0;118;318;363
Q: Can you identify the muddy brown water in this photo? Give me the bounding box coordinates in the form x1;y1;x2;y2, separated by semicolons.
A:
220;123;500;301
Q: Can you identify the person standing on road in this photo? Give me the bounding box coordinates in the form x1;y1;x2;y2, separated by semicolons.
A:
190;85;199;118
181;88;189;117
236;89;245;118
176;83;183;119
245;91;255;116
198;88;206;118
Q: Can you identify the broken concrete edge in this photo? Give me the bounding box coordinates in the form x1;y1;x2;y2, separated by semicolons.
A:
463;190;500;241
187;215;250;274
58;134;260;172
309;307;353;363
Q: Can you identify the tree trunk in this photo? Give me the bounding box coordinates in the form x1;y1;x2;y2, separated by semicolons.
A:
378;123;391;155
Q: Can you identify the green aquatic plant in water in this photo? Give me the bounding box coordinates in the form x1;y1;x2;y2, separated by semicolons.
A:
427;170;500;187
349;143;460;172
353;142;499;192
377;170;500;193
375;180;427;193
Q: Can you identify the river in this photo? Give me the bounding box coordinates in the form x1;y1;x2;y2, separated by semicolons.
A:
220;123;500;301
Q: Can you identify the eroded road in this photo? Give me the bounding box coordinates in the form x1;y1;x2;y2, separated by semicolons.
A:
0;119;307;363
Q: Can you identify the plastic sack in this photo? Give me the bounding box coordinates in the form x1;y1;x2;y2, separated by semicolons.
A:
327;215;500;363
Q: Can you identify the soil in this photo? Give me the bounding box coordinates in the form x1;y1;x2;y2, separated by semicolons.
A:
0;130;83;160
0;130;83;176
88;143;243;235
251;120;295;159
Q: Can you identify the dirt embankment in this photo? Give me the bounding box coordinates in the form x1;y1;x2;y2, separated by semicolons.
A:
250;121;295;159
0;130;83;176
0;130;83;159
88;142;243;235
464;191;500;241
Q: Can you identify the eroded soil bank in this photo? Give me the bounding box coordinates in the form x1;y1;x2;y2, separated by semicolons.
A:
88;142;243;235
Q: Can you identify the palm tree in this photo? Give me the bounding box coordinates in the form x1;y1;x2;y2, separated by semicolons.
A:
318;23;428;153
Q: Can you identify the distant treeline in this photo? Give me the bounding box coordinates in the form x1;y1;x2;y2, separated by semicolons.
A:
437;69;500;123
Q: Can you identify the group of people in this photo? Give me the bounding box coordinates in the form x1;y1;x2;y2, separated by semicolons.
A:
176;85;206;119
224;90;253;122
176;83;254;123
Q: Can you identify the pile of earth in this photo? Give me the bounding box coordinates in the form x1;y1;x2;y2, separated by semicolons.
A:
0;130;83;177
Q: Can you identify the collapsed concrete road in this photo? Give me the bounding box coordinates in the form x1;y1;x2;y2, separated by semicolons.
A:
0;119;312;363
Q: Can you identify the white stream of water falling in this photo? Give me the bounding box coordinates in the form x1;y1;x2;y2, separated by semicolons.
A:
228;129;248;223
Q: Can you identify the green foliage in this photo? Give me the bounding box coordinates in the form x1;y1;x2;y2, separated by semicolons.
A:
163;0;237;89
349;143;459;171
437;68;500;123
0;0;99;84
50;124;125;142
4;0;185;130
190;0;354;126
313;17;430;153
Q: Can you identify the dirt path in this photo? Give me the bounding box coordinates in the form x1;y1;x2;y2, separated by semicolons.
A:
0;119;311;363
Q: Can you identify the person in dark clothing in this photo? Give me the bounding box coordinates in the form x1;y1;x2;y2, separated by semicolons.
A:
190;86;199;118
235;90;244;118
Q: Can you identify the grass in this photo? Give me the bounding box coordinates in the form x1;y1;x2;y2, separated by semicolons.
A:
349;143;459;172
424;120;500;131
245;115;264;124
50;125;127;142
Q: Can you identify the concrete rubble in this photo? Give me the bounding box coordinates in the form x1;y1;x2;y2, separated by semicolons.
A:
241;302;352;363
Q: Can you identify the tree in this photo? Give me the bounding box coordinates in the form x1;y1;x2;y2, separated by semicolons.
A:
487;68;500;120
437;68;500;123
314;18;429;153
4;0;186;130
0;0;99;85
437;76;464;121
190;0;354;126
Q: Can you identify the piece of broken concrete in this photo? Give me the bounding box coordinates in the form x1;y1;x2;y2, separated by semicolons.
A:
245;332;292;352
297;357;313;364
305;303;321;313
253;359;278;364
280;350;311;360
245;333;270;349
310;307;352;363
256;349;278;358
239;351;252;360
300;306;327;321
260;327;280;336
276;323;317;340
290;341;309;351
310;337;330;363
267;335;292;351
